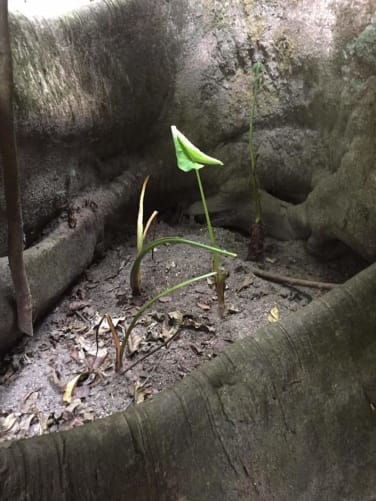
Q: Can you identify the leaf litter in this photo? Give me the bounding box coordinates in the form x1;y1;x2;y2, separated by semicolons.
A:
0;221;366;443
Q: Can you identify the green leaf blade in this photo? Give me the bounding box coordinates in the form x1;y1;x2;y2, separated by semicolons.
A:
171;125;223;172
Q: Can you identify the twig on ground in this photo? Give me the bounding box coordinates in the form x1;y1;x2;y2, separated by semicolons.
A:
252;267;338;290
121;329;181;375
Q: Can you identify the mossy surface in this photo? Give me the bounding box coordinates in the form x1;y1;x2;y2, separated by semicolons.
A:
10;0;179;148
347;16;376;70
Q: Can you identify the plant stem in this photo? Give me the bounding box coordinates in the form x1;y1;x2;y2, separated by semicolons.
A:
119;271;217;368
249;107;262;224
137;176;150;253
130;236;236;295
195;170;218;269
195;170;228;315
249;67;263;225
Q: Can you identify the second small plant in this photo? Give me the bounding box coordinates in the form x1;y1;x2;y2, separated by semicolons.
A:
247;62;265;261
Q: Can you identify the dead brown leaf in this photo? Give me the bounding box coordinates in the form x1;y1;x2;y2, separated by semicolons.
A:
131;381;153;405
236;275;254;292
68;300;91;313
0;413;19;437
158;296;172;303
18;413;38;434
197;302;211;311
182;316;215;334
160;311;183;341
268;306;280;323
127;330;143;356
189;343;203;355
49;369;66;391
63;373;89;404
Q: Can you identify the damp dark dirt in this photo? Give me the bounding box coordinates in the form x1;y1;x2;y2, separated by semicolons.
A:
0;221;366;442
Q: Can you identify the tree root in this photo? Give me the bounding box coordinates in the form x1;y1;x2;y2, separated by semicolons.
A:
252;267;338;290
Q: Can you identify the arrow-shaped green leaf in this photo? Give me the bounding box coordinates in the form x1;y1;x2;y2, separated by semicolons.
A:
171;125;223;172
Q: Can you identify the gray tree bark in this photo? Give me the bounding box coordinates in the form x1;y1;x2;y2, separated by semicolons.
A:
1;262;376;500
0;0;375;351
0;0;33;335
0;0;375;260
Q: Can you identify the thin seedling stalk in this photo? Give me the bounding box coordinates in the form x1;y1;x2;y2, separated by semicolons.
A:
195;169;219;270
247;63;265;261
130;236;236;295
194;169;227;316
134;175;159;292
137;176;159;252
170;125;235;315
249;92;262;224
119;271;217;367
249;65;263;224
137;176;149;253
143;210;158;240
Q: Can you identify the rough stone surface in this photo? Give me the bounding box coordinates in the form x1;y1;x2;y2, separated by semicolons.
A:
0;168;145;352
0;0;374;352
1;260;376;499
0;0;375;257
1;0;181;254
156;0;376;261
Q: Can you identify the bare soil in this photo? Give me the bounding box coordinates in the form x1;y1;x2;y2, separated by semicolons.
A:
0;221;366;442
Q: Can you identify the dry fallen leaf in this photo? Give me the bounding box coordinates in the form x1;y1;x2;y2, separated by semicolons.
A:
197;302;211;311
77;337;100;357
265;257;277;264
127;330;143;356
158;296;172;303
96;315;125;335
130;381;152;405
206;276;215;287
68;300;91;313
0;413;19;437
65;399;82;414
268;307;280;323
183;317;215;333
160;311;183;341
63;374;88;404
22;390;40;413
18;413;38;434
236;275;254;292
118;259;127;273
189;343;203;355
90;349;109;371
23;389;40;405
49;369;66;391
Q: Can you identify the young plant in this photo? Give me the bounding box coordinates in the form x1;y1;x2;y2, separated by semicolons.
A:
97;272;218;372
247;61;265;261
132;175;158;293
170;125;229;316
118;270;217;370
137;175;158;255
131;175;236;295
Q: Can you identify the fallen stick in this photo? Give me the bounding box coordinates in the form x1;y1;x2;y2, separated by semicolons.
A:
252;267;338;290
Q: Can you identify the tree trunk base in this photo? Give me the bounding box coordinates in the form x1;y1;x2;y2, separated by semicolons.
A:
2;263;376;500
